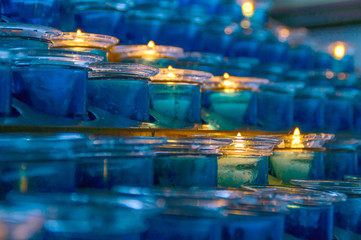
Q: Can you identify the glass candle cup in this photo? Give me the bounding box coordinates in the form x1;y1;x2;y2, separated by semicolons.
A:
50;31;119;61
153;138;231;187
291;180;361;239
11;49;102;119
0;49;12;117
149;68;213;127
269;130;334;185
251;185;345;240
109;43;184;68
202;75;269;130
175;52;223;76
0;133;88;198
218;136;276;187
257;82;304;131
325;89;359;132
87;63;159;122
286;45;314;70
252;63;290;82
0;22;61;49
294;86;334;131
7;191;163;240
71;0;134;42
75;137;165;189
323;139;361;180
220;57;260;77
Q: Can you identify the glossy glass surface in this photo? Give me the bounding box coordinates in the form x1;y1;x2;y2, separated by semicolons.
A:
0;54;12;116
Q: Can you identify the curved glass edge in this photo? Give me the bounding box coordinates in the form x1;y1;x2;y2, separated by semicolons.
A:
0;23;62;41
291;180;361;196
111;45;184;60
89;63;159;78
51;32;119;49
150;68;213;84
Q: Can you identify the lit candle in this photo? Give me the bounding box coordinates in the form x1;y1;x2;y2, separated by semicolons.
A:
269;128;334;185
149;66;213;128
328;41;354;73
109;40;184;67
50;30;119;61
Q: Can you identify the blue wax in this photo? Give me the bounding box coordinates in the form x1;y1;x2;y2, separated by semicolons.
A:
222;214;285;240
13;66;88;119
218;155;269;187
324;150;358;180
269;150;325;184
258;42;288;64
153;155;218;187
1;0;61;27
294;96;324;131
87;78;149;122
75;156;154;189
0;63;12;116
0;160;76;198
74;10;126;42
203;90;257;127
324;98;353;132
285;204;334;240
333;197;361;238
257;91;293;131
143;214;221;240
149;83;201;123
286;46;314;70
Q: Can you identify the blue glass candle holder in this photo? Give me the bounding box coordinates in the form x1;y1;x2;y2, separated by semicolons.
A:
149;68;213;127
294;87;334;131
175;52;223;76
162;5;208;51
353;92;361;132
202;75;268;130
258;40;289;64
228;27;264;59
0;23;61;49
221;57;259;77
11;49;103;119
7;191;163;240
314;52;332;71
153;138;230;187
286;45;314;70
87;63;159;122
323;140;360;180
1;0;63;27
252;63;289;82
0;133;88;197
75;137;165;189
218;136;276;187
325;89;359;132
328;42;355;73
124;5;173;45
291;180;361;240
50;31;119;61
269;130;334;185
254;186;345;240
307;70;337;87
71;0;133;42
109;43;184;68
0;49;12;117
257;82;304;131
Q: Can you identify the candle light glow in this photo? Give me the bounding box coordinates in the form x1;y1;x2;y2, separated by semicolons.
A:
291;127;304;148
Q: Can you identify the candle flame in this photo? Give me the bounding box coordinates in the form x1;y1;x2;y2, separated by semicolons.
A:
334;44;346;59
168;65;173;70
291;127;304;148
237;133;242;137
223;72;230;79
148;40;155;48
76;29;82;34
235;133;244;148
223;80;232;86
242;1;254;18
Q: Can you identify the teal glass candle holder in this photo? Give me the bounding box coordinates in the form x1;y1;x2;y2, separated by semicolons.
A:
325;89;359;132
221;57;259;77
75;137;165;189
252;63;289;82
50;31;119;61
11;49;103;119
269;130;334;185
257;82;304;131
153;138;230;187
109;43;184;68
87;63;159;122
291;180;361;240
328;41;355;73
0;23;61;49
294;87;334;131
71;0;134;42
202;75;268;130
175;51;223;76
149;67;213;127
324;139;361;180
218;135;276;187
286;45;314;70
0;49;12;117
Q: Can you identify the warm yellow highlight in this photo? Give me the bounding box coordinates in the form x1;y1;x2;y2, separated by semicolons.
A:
223;72;230;79
334;44;346;59
242;1;254;18
291;127;304;148
147;40;155;48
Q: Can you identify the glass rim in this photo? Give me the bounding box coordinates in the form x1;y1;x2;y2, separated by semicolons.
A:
271;133;335;149
180;52;223;64
260;81;305;94
50;32;119;49
11;49;103;68
72;0;135;11
150;68;213;84
111;44;184;60
203;76;269;90
344;175;361;182
291;180;361;195
88;63;159;78
0;23;62;41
